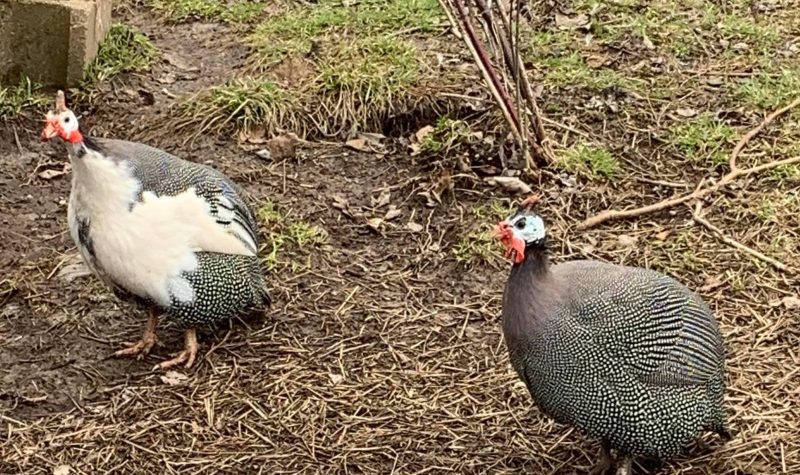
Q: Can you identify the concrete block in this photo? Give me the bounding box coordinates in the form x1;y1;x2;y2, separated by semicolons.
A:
0;0;112;87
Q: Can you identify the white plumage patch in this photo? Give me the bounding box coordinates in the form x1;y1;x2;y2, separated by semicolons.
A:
167;276;196;303
67;147;255;307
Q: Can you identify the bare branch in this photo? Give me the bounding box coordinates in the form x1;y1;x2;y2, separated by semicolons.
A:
730;97;800;171
691;204;791;273
438;0;554;167
578;98;800;230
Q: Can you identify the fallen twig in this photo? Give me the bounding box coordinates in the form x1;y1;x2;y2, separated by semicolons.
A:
691;203;790;273
578;98;800;230
729;97;800;171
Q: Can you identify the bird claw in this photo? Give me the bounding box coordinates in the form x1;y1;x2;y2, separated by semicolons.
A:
114;335;158;359
589;457;614;475
154;348;196;371
153;329;198;371
589;440;614;475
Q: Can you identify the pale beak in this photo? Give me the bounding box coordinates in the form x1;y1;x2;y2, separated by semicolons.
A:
41;120;59;141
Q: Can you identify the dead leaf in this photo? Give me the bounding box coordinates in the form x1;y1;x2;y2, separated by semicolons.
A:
346;133;385;153
374;190;391;208
329;373;345;385
255;149;271;160
384;206;402;221
53;465;71;475
782;296;800;309
555;13;590;30
700;275;724;292
415;125;435;143
160;371;188;386
345;138;371;152
331;194;349;210
642;35;655;50
162;52;200;72
38;168;66;180
484;176;533;194
367;217;384;232
585;54;608;69
239;126;267;144
266;135;296;160
617;234;638;247
675;108;698;118
419;191;437;208
654;230;671;241
407;222;423;233
360;132;386;142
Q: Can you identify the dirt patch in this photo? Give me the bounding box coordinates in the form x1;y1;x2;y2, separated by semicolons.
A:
1;1;799;474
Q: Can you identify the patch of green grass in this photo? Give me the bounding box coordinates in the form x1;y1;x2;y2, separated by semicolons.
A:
258;201;282;224
670;115;735;166
453;200;519;264
756;192;800;223
150;0;265;23
250;0;442;65
556;143;619;179
83;24;157;85
539;52;637;91
756;196;777;222
453;230;497;265
315;37;420;97
0;277;18;299
734;70;800;111
0;76;48;120
768;164;800;181
197;78;296;133
521;30;573;61
470;200;516;224
421;117;471;154
257;200;327;272
718;14;780;54
287;222;327;247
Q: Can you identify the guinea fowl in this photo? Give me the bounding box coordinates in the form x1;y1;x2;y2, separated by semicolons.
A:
41;91;269;370
494;196;729;474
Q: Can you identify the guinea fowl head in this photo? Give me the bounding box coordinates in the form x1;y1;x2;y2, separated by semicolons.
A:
494;195;546;265
41;90;83;144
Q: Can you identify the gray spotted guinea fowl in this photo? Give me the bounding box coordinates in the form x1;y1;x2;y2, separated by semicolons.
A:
41;91;270;370
494;196;729;474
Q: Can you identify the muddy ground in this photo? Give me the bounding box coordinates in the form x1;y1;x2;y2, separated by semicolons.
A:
1;1;799;474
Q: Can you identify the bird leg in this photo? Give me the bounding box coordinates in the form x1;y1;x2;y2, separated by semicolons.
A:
115;309;159;359
615;456;632;475
589;439;614;475
154;328;198;370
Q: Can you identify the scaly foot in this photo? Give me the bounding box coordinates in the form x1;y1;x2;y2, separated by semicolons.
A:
154;328;198;370
615;456;632;475
114;310;159;359
589;440;614;475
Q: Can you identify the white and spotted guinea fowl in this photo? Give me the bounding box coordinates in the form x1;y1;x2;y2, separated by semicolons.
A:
41;91;269;370
495;196;729;475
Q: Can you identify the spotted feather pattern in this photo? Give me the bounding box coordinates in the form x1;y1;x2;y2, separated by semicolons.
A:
504;259;728;459
70;137;269;325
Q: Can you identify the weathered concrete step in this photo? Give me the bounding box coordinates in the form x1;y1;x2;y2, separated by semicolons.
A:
0;0;112;87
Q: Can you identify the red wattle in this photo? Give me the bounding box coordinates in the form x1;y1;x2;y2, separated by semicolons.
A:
509;237;526;264
66;130;83;144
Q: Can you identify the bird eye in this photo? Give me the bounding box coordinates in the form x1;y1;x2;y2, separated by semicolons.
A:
515;218;526;229
64;117;70;123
